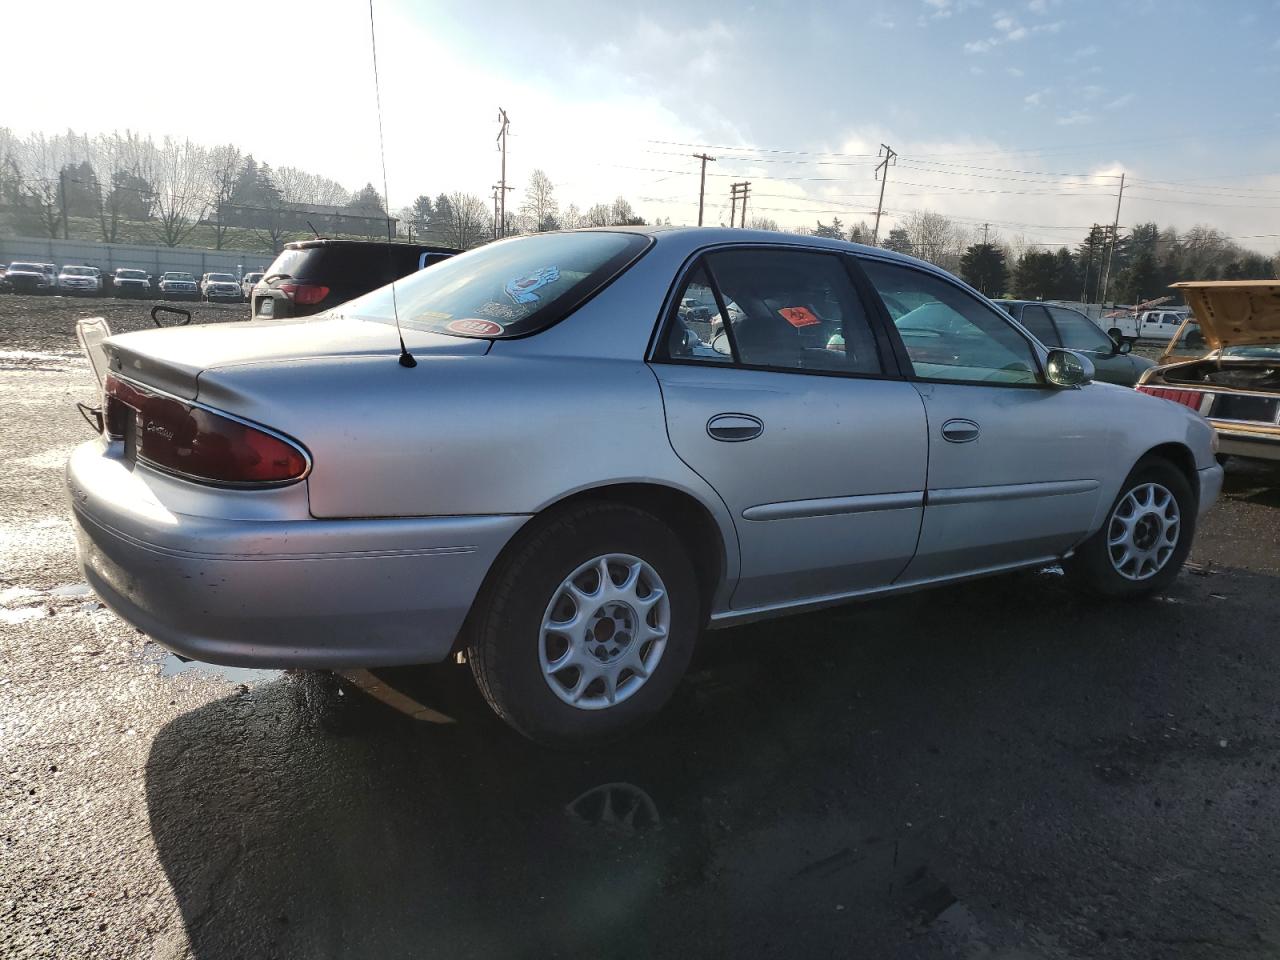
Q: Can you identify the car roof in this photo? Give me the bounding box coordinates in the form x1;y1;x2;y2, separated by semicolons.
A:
283;238;461;254
574;225;938;273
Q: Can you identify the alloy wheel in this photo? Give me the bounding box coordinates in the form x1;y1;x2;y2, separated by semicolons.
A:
539;554;670;710
1107;482;1181;581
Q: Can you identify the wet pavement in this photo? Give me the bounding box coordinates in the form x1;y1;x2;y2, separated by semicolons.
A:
4;294;1280;958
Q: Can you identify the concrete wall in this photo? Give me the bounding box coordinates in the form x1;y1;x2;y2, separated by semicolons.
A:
0;236;273;278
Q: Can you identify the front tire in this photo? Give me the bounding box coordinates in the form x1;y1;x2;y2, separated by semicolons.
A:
1065;458;1195;598
466;502;701;746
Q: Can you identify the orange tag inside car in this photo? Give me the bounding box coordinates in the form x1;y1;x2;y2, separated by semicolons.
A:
779;306;820;328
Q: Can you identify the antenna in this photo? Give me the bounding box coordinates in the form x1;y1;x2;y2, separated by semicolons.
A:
306;219;321;238
368;0;415;368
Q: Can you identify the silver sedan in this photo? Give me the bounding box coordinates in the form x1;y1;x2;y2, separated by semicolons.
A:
67;228;1222;744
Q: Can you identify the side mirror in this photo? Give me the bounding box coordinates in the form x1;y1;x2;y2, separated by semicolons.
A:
711;331;733;356
1110;336;1131;355
1045;349;1094;388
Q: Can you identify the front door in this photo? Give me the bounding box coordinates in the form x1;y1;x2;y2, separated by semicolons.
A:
651;247;928;611
857;256;1112;583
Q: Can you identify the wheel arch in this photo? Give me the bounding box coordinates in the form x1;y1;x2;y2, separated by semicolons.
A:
453;481;732;654
1138;441;1199;499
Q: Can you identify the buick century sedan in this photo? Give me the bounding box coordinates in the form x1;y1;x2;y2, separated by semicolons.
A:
68;228;1222;744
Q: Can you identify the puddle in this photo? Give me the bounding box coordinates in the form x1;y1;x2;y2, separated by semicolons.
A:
0;606;50;625
47;582;93;598
144;643;281;684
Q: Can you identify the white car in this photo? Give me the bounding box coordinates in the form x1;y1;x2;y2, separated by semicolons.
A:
57;265;103;296
201;272;243;302
241;272;264;301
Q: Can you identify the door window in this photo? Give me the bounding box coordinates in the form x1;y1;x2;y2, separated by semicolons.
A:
662;265;731;363
1047;306;1113;353
1019;304;1060;346
860;259;1041;385
658;249;884;376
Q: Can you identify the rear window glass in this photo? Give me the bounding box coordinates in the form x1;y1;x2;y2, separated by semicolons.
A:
263;244;448;285
344;232;650;338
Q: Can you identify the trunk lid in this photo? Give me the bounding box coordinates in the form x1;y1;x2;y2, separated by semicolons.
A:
102;315;489;398
1171;280;1280;351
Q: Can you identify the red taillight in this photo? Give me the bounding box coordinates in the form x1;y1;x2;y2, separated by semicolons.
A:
1136;385;1207;412
104;374;308;486
277;281;330;305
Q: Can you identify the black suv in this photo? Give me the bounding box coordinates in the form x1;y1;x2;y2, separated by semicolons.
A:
249;239;459;320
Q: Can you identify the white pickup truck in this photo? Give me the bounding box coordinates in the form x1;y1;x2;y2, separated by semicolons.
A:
1105;309;1202;346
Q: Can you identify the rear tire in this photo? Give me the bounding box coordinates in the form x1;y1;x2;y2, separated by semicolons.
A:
466;502;701;747
1064;457;1195;599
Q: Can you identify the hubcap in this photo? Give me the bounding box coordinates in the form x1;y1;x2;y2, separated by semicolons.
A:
540;554;670;711
1107;482;1181;581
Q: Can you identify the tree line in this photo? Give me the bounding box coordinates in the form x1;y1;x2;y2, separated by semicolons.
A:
0;129;653;254
789;210;1277;304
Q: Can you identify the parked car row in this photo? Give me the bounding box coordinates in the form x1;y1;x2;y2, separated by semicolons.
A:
0;262;269;301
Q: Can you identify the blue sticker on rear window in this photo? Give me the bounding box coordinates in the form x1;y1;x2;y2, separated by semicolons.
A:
506;267;560;305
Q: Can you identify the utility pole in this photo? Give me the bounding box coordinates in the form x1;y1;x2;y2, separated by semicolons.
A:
495;108;510;237
692;152;716;226
982;222;990;246
1098;172;1125;306
58;168;69;239
729;182;749;227
872;143;897;245
490;185;501;241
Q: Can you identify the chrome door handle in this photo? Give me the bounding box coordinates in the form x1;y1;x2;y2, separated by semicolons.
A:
941;418;980;443
707;413;764;442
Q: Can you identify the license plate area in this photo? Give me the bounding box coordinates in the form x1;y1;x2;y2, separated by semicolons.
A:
1213;394;1279;423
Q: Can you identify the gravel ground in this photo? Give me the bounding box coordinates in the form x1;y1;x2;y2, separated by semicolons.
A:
3;295;1280;959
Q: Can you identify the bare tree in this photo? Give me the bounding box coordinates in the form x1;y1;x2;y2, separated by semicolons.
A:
520;169;559;232
15;132;73;238
747;216;780;232
207;143;242;249
903;210;960;270
442;192;490;249
148;136;211;247
585;203;611;227
561;203;584;230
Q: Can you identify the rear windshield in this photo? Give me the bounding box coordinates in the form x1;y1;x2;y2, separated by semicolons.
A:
343;232;650;338
263;244;452;285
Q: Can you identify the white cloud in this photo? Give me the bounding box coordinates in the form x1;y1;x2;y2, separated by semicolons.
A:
1055;111;1094;126
965;38;994;53
873;11;896;28
1023;90;1048;107
964;12;1062;52
969;65;986;74
1006;66;1025;76
1081;84;1105;100
1104;92;1135;110
1027;0;1048;11
1067;44;1099;61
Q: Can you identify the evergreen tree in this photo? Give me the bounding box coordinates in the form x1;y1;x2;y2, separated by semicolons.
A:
881;227;912;255
959;243;1008;295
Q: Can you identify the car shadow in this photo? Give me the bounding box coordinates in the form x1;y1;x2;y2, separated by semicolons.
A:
1221;457;1280;507
145;563;1280;959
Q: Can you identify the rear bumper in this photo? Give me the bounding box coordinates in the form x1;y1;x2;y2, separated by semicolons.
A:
67;441;526;668
1197;463;1224;519
1213;425;1280;463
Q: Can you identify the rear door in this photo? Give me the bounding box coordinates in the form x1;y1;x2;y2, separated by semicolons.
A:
651;246;928;611
857;257;1110;583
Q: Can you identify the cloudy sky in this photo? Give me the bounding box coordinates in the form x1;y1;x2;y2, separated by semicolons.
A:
5;0;1279;252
